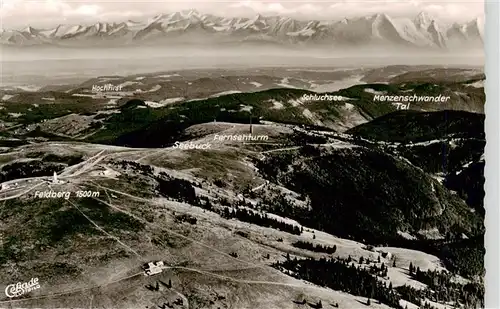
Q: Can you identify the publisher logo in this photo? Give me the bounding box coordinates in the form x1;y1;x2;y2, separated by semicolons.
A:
4;278;41;298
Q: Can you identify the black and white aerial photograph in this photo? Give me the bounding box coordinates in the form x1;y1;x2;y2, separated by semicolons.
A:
0;0;486;308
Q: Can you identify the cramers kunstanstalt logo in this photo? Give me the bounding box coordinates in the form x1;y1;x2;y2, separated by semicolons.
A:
5;278;41;298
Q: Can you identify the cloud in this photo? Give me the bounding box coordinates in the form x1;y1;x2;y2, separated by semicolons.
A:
67;4;102;16
227;0;482;23
0;0;99;21
0;0;484;29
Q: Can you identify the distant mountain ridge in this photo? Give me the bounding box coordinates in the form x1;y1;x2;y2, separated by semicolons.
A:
0;9;483;50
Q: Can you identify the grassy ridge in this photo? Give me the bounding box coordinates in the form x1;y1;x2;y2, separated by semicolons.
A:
86;87;398;147
88;89;317;146
0;198;144;266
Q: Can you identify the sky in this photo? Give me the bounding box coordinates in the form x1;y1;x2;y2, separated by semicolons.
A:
0;0;485;29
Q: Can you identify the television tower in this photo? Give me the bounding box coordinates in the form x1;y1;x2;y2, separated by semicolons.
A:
249;112;253;134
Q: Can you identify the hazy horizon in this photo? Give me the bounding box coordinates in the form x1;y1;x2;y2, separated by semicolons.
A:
1;60;484;88
0;44;483;87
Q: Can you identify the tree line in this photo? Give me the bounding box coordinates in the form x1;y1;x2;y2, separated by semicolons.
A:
401;263;484;308
221;207;302;235
292;240;337;254
110;159;154;175
273;256;402;308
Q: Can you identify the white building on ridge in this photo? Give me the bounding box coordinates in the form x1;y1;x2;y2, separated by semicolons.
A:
143;261;164;276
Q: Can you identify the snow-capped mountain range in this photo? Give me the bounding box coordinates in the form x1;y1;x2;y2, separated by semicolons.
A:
0;10;484;50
